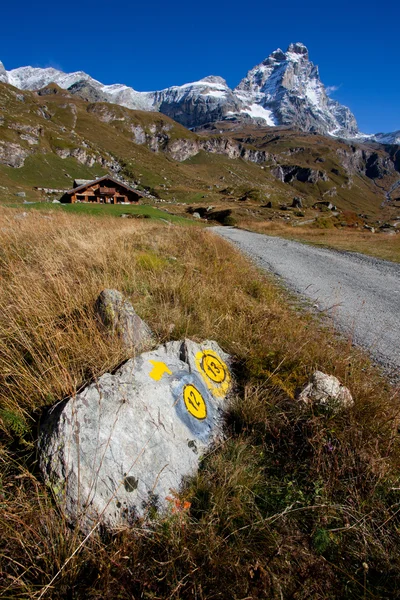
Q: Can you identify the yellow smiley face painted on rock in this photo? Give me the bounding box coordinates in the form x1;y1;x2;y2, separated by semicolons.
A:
201;353;226;383
195;350;231;398
183;384;207;420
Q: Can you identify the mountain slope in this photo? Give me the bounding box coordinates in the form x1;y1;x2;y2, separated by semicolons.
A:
0;43;359;136
0;81;398;221
371;131;400;145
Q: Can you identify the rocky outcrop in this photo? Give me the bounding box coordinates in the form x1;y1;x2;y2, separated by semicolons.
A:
272;165;327;184
8;122;43;146
38;338;233;530
336;145;399;180
126;127;269;164
336;146;366;174
0;141;31;167
53;145;121;172
68;80;110;103
365;152;392;179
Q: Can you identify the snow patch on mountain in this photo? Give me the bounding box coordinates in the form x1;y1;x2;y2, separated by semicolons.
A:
370;131;400;145
231;104;276;126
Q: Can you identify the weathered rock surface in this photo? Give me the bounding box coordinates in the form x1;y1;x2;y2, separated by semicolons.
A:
0;140;30;167
272;164;327;184
297;370;354;412
94;289;153;352
38;339;232;530
292;197;303;208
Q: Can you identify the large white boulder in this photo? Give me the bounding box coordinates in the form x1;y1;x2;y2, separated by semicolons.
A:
38;339;232;530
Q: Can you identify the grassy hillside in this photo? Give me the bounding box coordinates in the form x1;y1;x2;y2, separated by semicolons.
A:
0;209;399;598
5;201;197;224
1;81;399;222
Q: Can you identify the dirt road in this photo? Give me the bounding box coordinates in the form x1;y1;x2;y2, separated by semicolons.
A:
213;227;400;375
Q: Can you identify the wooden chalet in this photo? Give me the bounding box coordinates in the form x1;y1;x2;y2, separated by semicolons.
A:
60;175;144;204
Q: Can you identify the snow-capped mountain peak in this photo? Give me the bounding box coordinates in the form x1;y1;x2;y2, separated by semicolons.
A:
370;131;400;145
234;43;358;137
0;46;362;137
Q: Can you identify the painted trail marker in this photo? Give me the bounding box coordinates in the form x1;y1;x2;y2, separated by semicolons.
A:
38;339;232;531
183;384;207;420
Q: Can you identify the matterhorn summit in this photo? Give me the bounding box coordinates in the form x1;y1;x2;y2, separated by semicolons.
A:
235;43;358;137
0;44;360;137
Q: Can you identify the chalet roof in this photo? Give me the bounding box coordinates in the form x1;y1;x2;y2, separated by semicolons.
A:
65;175;145;196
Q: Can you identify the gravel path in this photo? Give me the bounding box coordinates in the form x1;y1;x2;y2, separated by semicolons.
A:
212;227;400;374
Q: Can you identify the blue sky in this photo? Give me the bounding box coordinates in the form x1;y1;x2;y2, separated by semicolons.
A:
1;0;398;133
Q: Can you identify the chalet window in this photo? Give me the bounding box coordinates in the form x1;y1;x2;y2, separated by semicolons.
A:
77;195;85;200
88;196;96;202
117;196;125;203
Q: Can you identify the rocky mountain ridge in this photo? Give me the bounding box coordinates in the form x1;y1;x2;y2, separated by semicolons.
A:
0;43;381;139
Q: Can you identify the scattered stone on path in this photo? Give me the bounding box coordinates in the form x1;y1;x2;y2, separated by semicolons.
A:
297;370;353;412
94;289;153;353
38;339;232;531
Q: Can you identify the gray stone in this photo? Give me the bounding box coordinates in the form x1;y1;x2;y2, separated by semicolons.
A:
297;370;354;412
94;289;153;353
38;339;232;530
0;141;30;168
15;191;26;197
291;197;303;208
313;201;337;211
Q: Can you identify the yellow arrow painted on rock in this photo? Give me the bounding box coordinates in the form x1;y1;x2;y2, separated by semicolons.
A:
148;360;172;381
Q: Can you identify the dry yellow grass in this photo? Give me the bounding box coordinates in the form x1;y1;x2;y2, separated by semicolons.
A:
239;219;400;263
0;208;400;598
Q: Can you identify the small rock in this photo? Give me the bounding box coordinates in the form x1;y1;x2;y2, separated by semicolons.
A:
192;212;201;219
291;197;303;208
297;370;353;412
15;191;26;197
94;289;153;353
